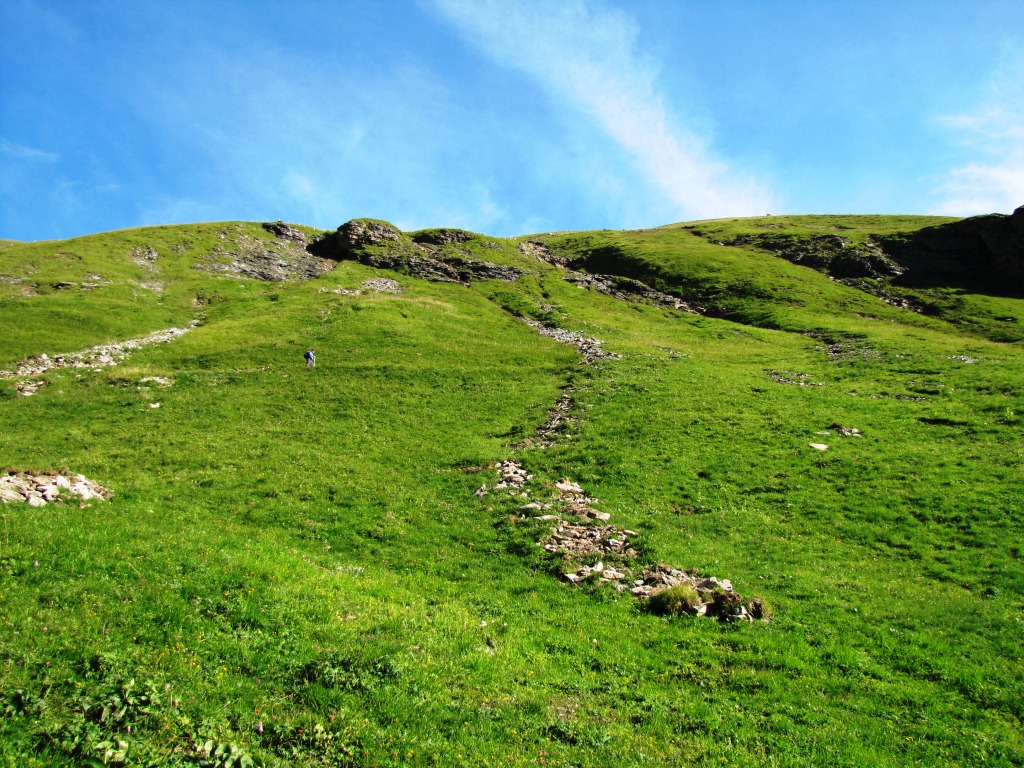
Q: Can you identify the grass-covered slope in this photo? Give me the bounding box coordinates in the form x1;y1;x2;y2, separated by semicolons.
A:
0;215;1022;767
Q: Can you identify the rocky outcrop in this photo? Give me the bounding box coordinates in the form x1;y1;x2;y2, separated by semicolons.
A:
725;232;905;279
411;228;476;246
195;228;333;282
311;219;524;284
564;272;702;313
874;205;1024;293
313;219;404;254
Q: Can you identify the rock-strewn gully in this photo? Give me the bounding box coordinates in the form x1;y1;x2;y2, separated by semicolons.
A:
1;472;110;507
0;324;196;393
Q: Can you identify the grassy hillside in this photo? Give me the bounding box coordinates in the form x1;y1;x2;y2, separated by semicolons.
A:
0;216;1021;766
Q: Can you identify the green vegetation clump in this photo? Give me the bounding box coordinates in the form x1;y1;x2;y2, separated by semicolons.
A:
648;584;702;616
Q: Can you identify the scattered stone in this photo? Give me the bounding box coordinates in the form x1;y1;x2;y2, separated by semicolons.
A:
828;423;862;437
361;278;402;293
139;376;174;387
312;219;524;283
0;471;111;506
523;319;618;363
768;370;824;387
564;272;702;313
0;324;196;382
14;380;45;397
948;355;978;364
807;332;883;362
809;443;829;451
720;232;905;279
494;460;531;490
541;522;636;557
128;246;158;265
474;484;488;498
318;278;404;296
513;390;577;450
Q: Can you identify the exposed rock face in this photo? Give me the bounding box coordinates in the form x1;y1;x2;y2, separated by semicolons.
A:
875;205;1024;292
518;240;568;267
195;228;334;282
262;221;309;245
335;219;404;250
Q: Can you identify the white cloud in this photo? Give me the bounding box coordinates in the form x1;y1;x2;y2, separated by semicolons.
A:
933;55;1024;216
429;0;775;220
0;139;58;163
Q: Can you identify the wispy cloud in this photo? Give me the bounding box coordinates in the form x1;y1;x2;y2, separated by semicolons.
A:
429;0;775;220
0;139;58;163
933;54;1024;216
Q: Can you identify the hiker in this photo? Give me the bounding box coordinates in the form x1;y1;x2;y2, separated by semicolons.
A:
304;349;315;367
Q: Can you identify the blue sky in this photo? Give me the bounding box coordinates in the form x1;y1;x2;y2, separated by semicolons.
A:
2;0;1022;241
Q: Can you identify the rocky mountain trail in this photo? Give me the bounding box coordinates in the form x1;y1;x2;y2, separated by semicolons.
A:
1;471;111;507
0;323;196;389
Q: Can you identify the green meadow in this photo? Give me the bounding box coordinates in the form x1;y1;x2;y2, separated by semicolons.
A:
0;217;1021;766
